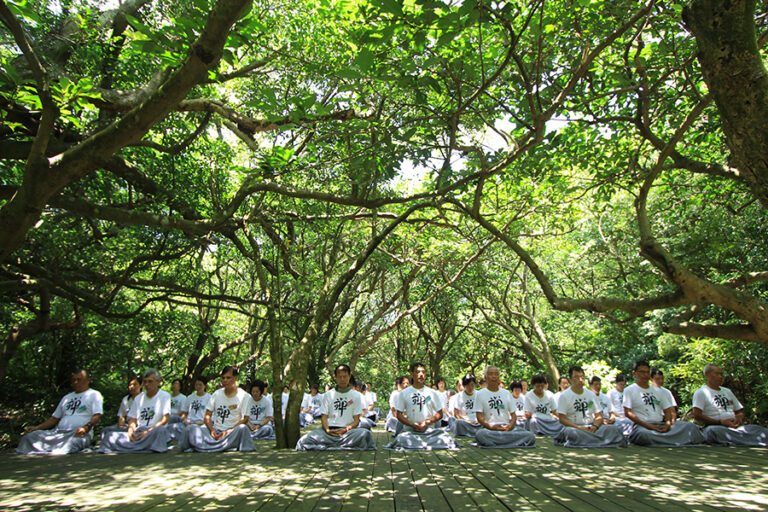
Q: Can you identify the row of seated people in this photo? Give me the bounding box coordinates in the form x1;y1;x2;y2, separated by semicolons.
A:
15;360;767;454
16;364;380;454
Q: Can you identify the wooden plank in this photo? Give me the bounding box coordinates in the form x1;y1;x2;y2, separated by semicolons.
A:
433;449;512;512
418;451;481;512
389;451;423;512
461;445;569;512
404;450;451;512
366;447;395;512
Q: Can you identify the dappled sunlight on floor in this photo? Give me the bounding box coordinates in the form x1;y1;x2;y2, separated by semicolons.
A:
0;432;766;511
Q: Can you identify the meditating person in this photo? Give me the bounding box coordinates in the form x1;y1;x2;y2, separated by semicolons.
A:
524;374;563;437
510;381;528;429
554;366;626;448
168;376;211;447
608;374;633;435
182;377;211;426
520;379;529;396
281;385;290;418
623;360;704;447
17;368;103;455
385;375;409;433
186;365;254;452
553;375;570;406
385;362;458;450
99;375;141;437
169;379;186;424
588;376;614;425
300;385;324;426
295;364;375;451
99;368;171;453
650;368;678;421
692;364;768;446
472;366;535;448
447;374;481;438
362;382;378;421
246;379;275;440
435;377;450;426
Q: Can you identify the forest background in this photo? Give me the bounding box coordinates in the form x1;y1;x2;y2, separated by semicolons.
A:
1;0;767;449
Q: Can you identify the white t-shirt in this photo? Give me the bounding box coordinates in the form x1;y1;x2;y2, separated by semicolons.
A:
281;392;290;415
396;386;443;425
437;390;450;411
623;383;672;424
524;390;557;419
247;395;274;423
512;393;526;418
692;385;743;421
184;393;211;424
206;388;250;431
53;389;104;431
595;392;612;419
553;391;564;411
557;388;600;427
302;393;323;412
129;390;171;429
453;391;478;422
654;386;677;407
388;390;400;411
170;393;187;415
608;389;624;415
472;388;514;426
320;388;363;427
116;394;135;418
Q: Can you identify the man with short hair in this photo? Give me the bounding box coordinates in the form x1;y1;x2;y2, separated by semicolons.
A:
472;367;535;448
296;364;376;450
99;368;171;453
624;360;704;447
588;376;614;425
608;374;633;435
17;368;103;455
692;364;768;446
524;374;562;437
247;379;275;440
650;369;678;421
554;366;626;447
385;376;410;433
186;365;254;452
385;362;458;450
448;374;482;438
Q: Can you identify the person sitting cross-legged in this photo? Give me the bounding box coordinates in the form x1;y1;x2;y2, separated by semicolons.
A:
588;376;614;425
186;365;254;452
167;376;211;448
608;374;633;436
447;374;482;438
295;364;376;451
624;360;704;447
650;369;678;422
510;380;528;429
17;368;103;455
524;374;563;437
692;364;768;447
385;376;410;433
246;379;275;440
99;368;171;453
554;366;626;448
472;367;535;449
384;362;458;450
98;375;141;438
300;385;324;427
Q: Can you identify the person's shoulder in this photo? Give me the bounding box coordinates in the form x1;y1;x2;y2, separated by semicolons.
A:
157;389;171;400
84;388;103;400
543;389;555;399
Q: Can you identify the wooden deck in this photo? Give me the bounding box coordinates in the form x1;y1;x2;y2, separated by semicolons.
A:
1;429;766;511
